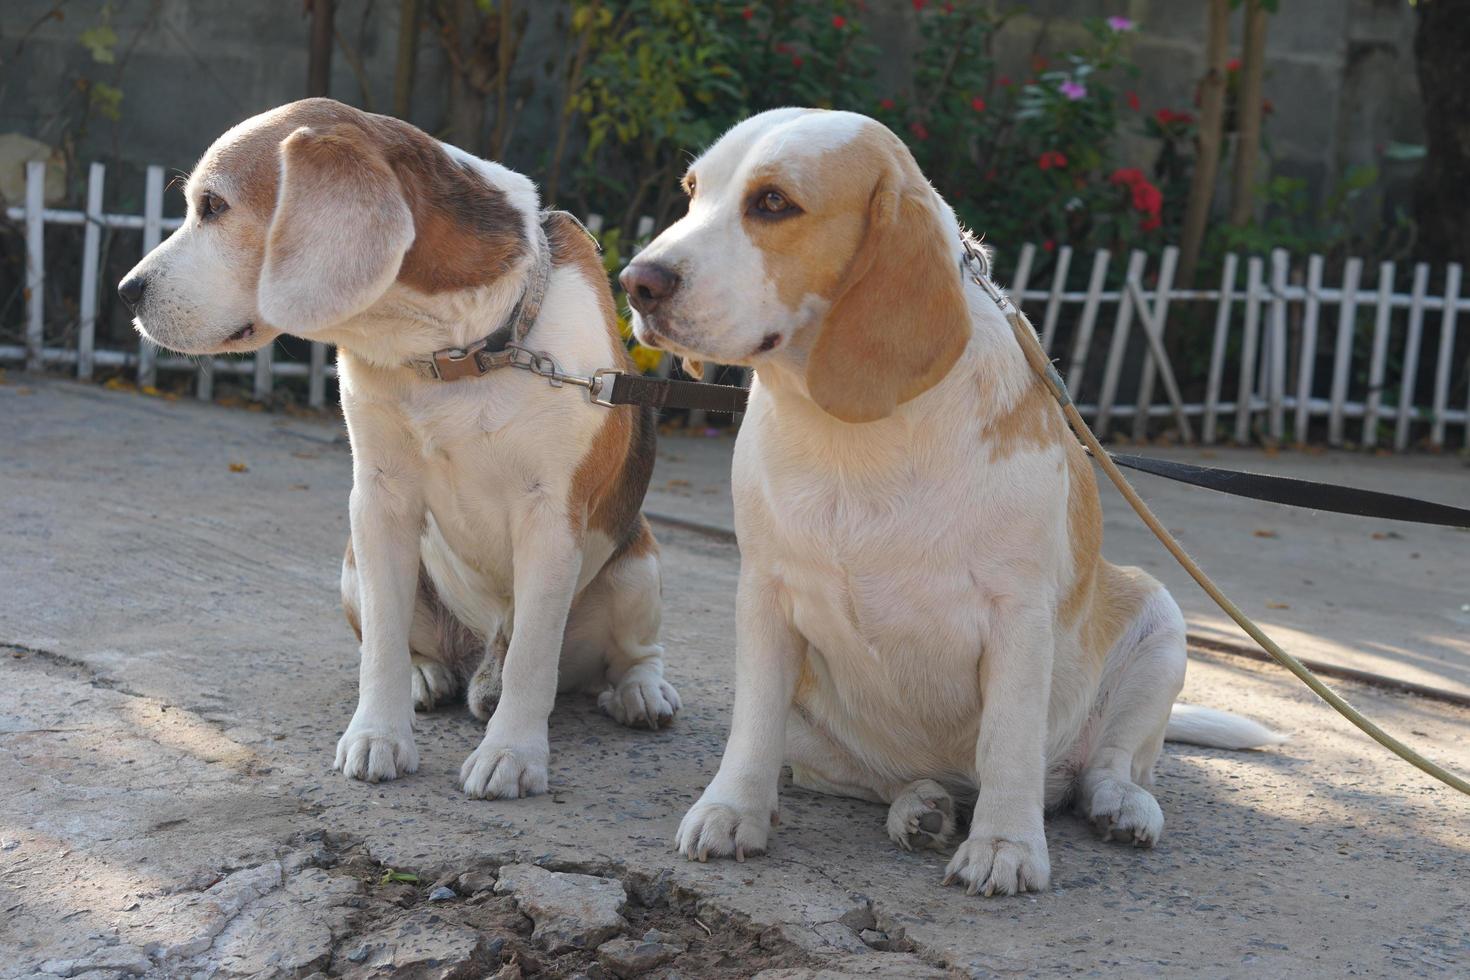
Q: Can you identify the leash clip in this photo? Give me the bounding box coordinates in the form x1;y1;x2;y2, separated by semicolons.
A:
959;233;1015;314
505;342;620;407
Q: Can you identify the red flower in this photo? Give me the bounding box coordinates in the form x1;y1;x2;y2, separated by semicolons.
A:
997;75;1012;87
1154;108;1194;127
791;55;804;68
1131;181;1162;215
984;168;998;182
912;0;926;9
971;96;986;112
832;15;846;28
1262;98;1274;115
1110;167;1145;187
1227;57;1242;72
1031;54;1049;72
1042;239;1056;252
773;42;790;54
1037;150;1068;171
909;121;930;140
943;1;955;11
879;97;896;110
1126;90;1140;111
741;6;754;19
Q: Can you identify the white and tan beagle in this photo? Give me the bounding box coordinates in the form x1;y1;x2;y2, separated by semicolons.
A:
622;108;1280;895
122;98;679;799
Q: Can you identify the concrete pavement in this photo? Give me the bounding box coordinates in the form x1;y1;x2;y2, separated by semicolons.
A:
2;377;1468;978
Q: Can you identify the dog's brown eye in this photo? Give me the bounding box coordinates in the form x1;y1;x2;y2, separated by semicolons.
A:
200;191;229;222
754;190;794;215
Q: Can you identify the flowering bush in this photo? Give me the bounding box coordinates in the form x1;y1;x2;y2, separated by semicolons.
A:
873;7;1164;253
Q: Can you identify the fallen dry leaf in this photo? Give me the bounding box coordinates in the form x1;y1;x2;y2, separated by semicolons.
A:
1266;600;1290;610
228;462;249;473
1253;529;1278;539
291;451;319;460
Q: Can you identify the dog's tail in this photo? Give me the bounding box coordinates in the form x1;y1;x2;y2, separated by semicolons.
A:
1165;703;1286;750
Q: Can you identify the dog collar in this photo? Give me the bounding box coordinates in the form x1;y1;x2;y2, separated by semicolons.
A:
407;211;572;382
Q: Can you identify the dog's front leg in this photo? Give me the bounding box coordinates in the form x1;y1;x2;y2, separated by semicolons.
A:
676;568;801;861
335;455;425;783
459;510;581;800
945;598;1055;896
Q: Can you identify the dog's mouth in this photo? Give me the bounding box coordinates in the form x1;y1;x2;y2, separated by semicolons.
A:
226;323;257;344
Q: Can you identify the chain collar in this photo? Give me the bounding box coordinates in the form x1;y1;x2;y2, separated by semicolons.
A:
407;212;562;382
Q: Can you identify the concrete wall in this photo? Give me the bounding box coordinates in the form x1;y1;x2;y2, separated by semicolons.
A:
0;0;1424;216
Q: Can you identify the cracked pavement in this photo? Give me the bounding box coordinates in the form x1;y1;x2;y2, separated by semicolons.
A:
2;378;1469;978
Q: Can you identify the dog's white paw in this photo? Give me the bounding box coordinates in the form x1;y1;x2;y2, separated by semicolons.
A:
335;714;418;783
1086;777;1164;847
411;656;457;712
943;826;1050;896
675;788;776;863
599;666;681;730
459;738;549;800
886;779;955;852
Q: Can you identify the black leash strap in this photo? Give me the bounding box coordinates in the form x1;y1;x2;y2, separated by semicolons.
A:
600;371;1468;529
606;372;750;415
1107;451;1470;529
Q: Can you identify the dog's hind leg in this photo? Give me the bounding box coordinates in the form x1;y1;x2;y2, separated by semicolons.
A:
590;520;681;730
342;538;475;713
785;708;957;852
1075;589;1187;847
466;629;507;722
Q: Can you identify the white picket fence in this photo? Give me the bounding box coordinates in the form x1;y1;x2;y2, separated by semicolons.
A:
6;159;1468;448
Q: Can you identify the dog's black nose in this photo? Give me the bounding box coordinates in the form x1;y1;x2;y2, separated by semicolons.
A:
117;275;147;310
620;261;680;316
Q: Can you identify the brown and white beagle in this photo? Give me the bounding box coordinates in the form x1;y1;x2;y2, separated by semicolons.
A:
122;98;679;799
621;108;1280;895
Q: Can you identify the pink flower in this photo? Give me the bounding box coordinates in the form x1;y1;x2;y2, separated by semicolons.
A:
1059;79;1087;101
971;96;986;112
1107;16;1135;32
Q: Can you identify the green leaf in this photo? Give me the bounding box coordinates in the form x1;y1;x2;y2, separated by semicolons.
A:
380;870;420;885
80;24;118;64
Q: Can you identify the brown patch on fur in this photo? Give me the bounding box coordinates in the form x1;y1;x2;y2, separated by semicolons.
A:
981;379;1068;463
550;210;659;550
379;118;526;294
802;128;971;423
570;400;658;549
1057;442;1152;665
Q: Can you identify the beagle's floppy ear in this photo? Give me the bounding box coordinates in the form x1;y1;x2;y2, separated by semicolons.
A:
805;170;970;423
258;123;414;333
